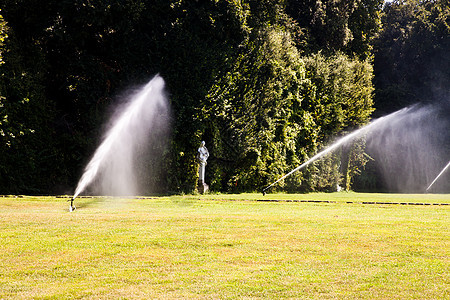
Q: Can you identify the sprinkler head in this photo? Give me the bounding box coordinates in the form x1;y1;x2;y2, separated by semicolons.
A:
68;198;76;212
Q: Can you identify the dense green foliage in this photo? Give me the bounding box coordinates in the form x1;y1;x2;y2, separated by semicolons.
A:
0;0;447;194
286;0;383;58
373;0;450;114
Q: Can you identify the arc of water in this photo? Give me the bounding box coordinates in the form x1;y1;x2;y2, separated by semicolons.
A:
73;88;148;200
72;75;166;203
426;161;450;191
262;107;410;194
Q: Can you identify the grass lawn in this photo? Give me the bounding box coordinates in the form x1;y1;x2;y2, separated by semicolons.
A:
0;193;448;299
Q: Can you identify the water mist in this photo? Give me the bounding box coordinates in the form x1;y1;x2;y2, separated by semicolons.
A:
71;75;170;211
262;107;411;194
364;104;449;192
263;103;449;194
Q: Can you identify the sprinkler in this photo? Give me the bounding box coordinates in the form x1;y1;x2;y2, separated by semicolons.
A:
68;197;76;212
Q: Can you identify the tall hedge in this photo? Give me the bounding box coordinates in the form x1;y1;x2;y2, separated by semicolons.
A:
0;0;378;194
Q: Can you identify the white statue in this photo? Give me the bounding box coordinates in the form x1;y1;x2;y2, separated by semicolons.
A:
197;141;209;184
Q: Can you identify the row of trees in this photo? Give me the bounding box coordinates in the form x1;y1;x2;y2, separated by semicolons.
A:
0;0;448;194
374;0;450;114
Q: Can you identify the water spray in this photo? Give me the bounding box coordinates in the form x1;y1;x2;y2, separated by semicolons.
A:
426;161;450;192
262;107;411;195
70;75;170;211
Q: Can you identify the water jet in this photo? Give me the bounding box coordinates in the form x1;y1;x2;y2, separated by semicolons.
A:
426;161;450;192
262;104;449;194
71;75;170;211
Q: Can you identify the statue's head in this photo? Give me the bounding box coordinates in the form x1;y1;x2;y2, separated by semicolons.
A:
201;141;206;147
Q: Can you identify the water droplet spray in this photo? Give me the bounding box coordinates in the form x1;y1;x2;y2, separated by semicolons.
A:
70;75;170;211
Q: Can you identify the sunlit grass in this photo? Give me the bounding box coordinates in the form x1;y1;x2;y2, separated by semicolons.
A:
0;193;448;299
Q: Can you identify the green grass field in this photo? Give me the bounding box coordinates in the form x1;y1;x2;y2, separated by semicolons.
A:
0;193;449;299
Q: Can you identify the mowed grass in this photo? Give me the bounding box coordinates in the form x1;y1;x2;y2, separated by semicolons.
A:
0;193;448;299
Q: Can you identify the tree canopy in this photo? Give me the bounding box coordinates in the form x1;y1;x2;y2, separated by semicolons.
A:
0;0;447;194
373;0;450;114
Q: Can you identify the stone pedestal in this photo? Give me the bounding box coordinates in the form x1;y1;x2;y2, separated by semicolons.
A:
198;181;209;194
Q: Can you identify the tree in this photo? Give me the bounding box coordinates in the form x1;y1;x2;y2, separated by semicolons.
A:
206;25;306;191
373;0;450;114
298;52;374;191
0;6;63;193
286;0;384;58
0;9;6;64
361;0;450;192
0;0;377;194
